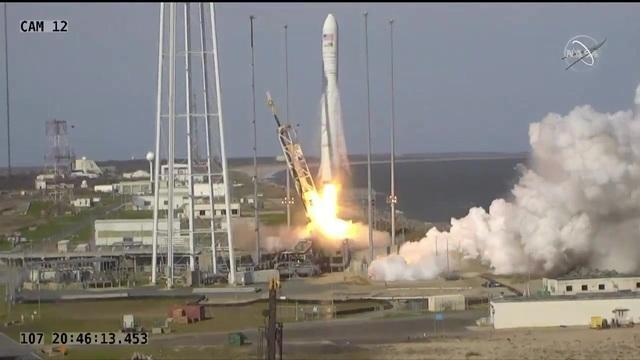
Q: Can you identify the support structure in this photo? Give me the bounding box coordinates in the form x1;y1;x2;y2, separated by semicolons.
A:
184;3;196;272
151;3;165;285
151;2;236;287
250;15;261;265
166;2;176;288
198;2;218;275
210;2;237;285
3;3;10;178
363;12;374;263
283;24;292;230
388;19;398;248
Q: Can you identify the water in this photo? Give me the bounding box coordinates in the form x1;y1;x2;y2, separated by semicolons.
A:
272;157;526;223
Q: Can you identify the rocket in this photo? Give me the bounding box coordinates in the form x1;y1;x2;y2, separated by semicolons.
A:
319;14;350;184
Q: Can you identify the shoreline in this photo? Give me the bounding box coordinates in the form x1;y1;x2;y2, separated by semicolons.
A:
231;154;527;180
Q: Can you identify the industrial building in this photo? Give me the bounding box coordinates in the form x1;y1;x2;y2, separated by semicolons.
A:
543;273;640;296
94;219;187;249
73;157;103;177
131;194;240;218
114;180;152;195
491;292;640;329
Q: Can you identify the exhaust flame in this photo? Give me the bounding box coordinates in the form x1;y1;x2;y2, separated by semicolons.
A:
305;182;354;240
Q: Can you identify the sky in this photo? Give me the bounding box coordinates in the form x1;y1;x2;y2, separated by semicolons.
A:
2;3;640;166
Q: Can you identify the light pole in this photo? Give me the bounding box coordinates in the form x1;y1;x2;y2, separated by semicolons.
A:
146;151;154;194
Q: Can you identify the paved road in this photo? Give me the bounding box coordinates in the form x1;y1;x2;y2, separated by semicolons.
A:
154;309;484;348
0;333;42;360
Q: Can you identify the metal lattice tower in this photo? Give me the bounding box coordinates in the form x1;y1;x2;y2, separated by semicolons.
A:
45;119;74;177
151;2;237;288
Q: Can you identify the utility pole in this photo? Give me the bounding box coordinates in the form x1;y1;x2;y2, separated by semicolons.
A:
363;12;374;263
250;15;261;266
4;3;11;178
388;19;398;249
283;24;292;230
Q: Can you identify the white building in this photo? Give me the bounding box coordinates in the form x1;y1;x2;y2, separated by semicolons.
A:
74;157;103;176
57;240;70;253
131;194;240;218
71;198;93;208
427;294;466;312
34;173;56;190
543;274;640;296
115;181;151;195
192;202;241;218
94;184;115;193
491;293;640;329
123;170;150;179
94;219;186;249
160;163;207;183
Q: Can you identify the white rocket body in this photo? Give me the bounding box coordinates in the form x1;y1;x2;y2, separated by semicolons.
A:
319;14;350;183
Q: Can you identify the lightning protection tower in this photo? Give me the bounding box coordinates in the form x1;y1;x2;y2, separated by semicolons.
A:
45;119;74;177
151;2;237;288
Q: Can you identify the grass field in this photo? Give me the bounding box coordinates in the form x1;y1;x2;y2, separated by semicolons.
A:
1;297;383;340
26;200;54;216
259;213;287;226
0;239;12;251
0;285;6;321
0;296;383;359
104;210;153;220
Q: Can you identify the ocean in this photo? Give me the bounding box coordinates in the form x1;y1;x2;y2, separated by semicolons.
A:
272;157;527;223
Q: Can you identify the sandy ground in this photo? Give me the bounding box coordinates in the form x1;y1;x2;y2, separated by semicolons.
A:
367;326;640;360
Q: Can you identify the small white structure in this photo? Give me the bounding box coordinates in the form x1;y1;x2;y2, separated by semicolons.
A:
427;294;466;312
491;293;640;329
241;194;263;209
34;173;56;190
74;243;89;252
94;184;115;193
57;240;70;253
543;274;640;296
71;198;93;208
122;170;151;180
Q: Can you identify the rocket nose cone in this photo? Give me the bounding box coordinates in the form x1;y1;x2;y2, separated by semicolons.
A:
323;14;337;33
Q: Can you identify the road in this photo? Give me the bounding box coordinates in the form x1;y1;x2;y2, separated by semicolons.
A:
0;332;42;359
154;309;484;349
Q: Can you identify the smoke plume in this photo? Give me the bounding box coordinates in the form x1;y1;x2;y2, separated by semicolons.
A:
370;89;640;281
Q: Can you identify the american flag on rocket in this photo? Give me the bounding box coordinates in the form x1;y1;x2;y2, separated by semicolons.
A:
323;34;334;41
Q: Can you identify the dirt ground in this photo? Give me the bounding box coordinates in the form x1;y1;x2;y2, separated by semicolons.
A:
367;326;640;360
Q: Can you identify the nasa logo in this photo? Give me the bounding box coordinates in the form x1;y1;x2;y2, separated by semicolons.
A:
562;34;605;72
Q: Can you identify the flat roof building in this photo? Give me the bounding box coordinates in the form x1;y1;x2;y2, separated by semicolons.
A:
491;292;640;329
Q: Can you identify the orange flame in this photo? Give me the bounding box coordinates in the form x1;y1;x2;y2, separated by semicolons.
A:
306;182;354;240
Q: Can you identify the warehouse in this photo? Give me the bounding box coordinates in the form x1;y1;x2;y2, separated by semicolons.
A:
543;273;640;296
491;292;640;329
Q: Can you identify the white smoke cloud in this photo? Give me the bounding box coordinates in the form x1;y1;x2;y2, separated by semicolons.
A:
370;93;640;281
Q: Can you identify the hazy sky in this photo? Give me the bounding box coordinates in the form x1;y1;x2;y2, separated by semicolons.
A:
2;3;640;166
